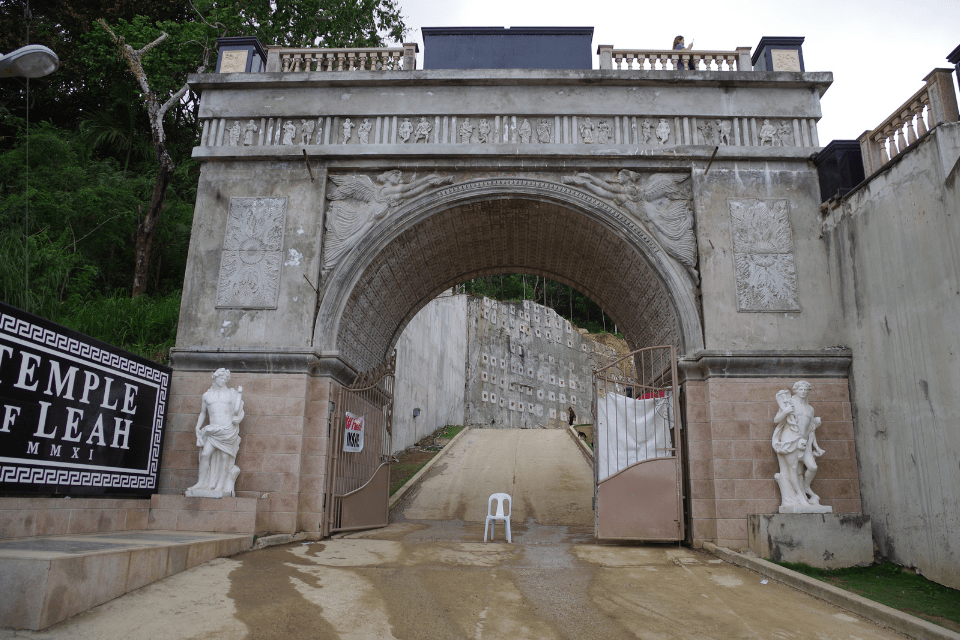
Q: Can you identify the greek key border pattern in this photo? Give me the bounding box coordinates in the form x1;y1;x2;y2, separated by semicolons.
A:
0;466;155;489
0;312;169;485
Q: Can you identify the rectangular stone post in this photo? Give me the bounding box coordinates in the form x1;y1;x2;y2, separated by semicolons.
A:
403;42;419;70
924;68;960;126
265;46;281;72
857;129;881;175
597;45;614;70
736;47;752;71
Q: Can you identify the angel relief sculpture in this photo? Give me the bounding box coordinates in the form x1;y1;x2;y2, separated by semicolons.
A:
322;171;454;272
562;171;699;281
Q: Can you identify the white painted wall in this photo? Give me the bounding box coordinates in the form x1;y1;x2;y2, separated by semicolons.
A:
392;292;468;452
823;122;960;590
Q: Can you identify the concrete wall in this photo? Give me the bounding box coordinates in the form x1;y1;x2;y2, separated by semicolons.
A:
465;297;600;429
822;122;960;589
392;291;468;452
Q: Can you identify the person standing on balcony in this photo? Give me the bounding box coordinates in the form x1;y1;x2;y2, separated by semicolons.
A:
673;36;694;70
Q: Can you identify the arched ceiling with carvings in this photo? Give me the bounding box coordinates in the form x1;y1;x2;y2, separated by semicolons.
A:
324;196;696;374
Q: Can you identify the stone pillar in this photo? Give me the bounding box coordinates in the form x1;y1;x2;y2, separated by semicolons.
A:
735;47;752;71
924;68;960;126
402;43;419;70
597;45;614;70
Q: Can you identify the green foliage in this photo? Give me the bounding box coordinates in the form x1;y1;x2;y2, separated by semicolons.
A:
59;290;182;364
777;561;960;629
459;274;619;334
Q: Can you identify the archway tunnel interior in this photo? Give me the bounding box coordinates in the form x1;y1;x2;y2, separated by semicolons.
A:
326;196;691;534
331;196;690;375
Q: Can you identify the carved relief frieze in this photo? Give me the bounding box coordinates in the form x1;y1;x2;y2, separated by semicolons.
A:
728;198;800;312
203;114;817;148
322;171;454;272
217;197;287;308
560;171;698;282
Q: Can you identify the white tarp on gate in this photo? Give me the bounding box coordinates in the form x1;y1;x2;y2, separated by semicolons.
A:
596;392;673;482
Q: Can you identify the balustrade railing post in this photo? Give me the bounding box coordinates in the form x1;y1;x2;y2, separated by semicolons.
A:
923;68;960;127
736;47;753;71
402;42;419;70
265;46;281;72
597;45;614;70
857;129;881;175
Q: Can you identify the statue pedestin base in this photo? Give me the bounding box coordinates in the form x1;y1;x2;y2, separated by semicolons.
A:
184;488;234;499
779;503;833;514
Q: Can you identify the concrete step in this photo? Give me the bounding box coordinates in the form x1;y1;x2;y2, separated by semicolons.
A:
0;530;252;631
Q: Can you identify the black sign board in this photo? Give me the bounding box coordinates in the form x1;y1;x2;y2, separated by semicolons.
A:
0;302;170;497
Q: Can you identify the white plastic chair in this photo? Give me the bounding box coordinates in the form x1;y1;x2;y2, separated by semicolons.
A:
484;492;512;543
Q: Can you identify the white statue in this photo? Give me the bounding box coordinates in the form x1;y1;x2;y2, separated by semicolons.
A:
716;119;731;145
281;120;296;145
357;118;372;144
656;118;671;145
186;368;244;498
227;121;242;146
300;119;315;145
518;119;532;143
597;119;611;144
641;119;652;144
478;119;491;143
579;117;595;144
759;119;777;146
242;120;258;146
459;118;473;143
398;118;414;142
536;118;551;143
413;116;432;143
341;118;354;144
772;381;832;513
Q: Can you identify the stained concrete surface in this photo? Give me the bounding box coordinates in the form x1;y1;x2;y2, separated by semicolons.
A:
0;429;907;639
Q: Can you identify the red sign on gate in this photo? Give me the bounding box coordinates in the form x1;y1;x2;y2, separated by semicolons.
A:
343;411;364;452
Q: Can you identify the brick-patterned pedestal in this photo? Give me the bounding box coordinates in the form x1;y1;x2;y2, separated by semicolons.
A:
684;377;861;550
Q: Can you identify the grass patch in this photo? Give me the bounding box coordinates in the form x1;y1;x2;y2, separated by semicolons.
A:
389;426;466;497
777;561;960;632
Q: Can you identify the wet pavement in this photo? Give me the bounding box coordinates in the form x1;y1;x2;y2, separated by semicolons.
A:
0;429;907;639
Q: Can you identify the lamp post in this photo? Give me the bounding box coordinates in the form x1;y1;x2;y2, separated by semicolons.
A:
0;44;59;78
2;45;58;313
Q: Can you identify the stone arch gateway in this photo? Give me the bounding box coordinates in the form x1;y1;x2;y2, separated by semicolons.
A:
319;177;704;371
161;45;863;549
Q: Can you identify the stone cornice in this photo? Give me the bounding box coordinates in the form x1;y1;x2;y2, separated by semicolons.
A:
168;348;358;384
678;349;853;381
188;69;833;95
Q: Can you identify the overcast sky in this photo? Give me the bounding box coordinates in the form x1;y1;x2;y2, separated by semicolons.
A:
397;0;959;144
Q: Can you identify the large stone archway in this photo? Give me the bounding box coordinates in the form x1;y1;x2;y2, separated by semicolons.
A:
317;177;704;373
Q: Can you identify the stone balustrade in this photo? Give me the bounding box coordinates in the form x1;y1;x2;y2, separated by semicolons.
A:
598;45;753;72
858;69;959;175
265;43;418;72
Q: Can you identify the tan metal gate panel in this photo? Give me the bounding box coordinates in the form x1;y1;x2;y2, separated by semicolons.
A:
593;346;684;541
323;353;395;536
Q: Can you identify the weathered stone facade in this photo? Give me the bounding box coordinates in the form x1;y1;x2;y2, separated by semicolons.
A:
165;48;867;547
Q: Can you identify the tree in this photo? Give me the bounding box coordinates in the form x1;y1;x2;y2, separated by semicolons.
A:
92;1;408;296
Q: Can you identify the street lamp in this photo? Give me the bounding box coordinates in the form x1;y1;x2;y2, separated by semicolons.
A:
0;44;59;78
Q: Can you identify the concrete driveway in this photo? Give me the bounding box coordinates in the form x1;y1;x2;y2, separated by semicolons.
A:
0;429;906;639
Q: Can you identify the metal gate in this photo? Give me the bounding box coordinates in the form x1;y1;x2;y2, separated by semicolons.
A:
323;353;395;536
592;345;684;541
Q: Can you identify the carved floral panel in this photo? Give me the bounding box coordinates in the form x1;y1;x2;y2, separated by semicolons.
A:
216;197;287;308
728;198;800;312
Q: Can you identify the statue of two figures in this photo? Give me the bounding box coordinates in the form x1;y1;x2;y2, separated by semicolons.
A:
185;368;244;498
772;381;832;513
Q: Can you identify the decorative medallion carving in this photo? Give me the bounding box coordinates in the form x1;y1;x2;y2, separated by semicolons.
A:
217;197;287;308
729;198;800;312
323;171;454;272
